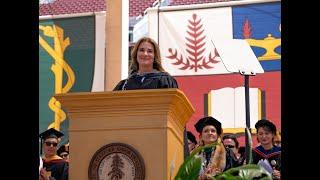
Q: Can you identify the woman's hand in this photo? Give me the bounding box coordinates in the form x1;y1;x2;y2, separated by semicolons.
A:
39;168;50;180
198;167;221;180
272;169;281;179
206;167;222;175
198;173;213;180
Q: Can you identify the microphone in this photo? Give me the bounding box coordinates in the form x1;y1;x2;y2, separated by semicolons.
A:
270;160;280;179
270;160;277;169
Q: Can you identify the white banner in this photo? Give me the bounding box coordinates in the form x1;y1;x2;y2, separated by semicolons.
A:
159;7;233;76
92;13;106;92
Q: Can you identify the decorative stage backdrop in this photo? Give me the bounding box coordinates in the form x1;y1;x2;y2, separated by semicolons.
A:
153;2;281;140
39;15;105;147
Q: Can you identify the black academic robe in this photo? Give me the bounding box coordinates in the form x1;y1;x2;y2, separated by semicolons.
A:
224;147;242;171
42;156;68;180
113;72;178;90
252;145;281;171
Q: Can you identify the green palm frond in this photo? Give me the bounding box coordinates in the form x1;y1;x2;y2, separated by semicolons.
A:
174;129;271;180
174;143;217;180
214;164;272;180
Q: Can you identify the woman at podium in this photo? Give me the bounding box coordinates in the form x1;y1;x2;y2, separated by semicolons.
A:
113;37;191;158
113;37;178;90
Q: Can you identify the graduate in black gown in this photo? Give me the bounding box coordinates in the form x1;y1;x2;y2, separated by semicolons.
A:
113;37;178;91
252;119;281;179
39;128;68;180
187;131;197;153
113;37;190;157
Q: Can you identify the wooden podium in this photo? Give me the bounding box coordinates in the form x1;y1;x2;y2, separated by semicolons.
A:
55;89;195;180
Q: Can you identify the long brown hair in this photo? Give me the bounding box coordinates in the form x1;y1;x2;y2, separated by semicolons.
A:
129;37;165;75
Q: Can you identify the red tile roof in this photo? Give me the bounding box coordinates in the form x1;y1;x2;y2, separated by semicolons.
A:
129;0;156;17
40;0;106;16
40;0;233;17
39;0;155;17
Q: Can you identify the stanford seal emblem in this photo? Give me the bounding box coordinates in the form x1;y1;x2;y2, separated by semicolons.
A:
88;143;145;180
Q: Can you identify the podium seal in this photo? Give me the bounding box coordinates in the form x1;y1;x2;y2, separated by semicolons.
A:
88;143;145;180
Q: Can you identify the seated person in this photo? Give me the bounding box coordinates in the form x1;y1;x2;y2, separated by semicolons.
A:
194;116;226;179
222;134;243;168
252;119;281;179
57;143;69;162
187;131;197;153
237;146;245;165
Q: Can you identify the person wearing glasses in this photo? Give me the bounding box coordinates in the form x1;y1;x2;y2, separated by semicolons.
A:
222;134;243;169
57;143;69;162
39;128;68;180
222;134;239;156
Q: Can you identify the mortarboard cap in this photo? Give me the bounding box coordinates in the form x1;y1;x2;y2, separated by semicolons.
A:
194;116;222;135
57;143;69;156
255;119;276;134
39;128;64;155
39;128;64;141
187;131;197;144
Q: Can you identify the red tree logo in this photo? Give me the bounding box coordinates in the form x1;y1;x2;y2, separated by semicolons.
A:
166;13;220;72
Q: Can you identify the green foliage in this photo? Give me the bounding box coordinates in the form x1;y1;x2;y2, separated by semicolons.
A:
214;164;272;180
174;143;217;180
174;130;272;180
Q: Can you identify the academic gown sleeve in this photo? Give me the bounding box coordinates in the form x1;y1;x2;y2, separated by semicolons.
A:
158;74;178;88
54;162;68;180
113;80;126;91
